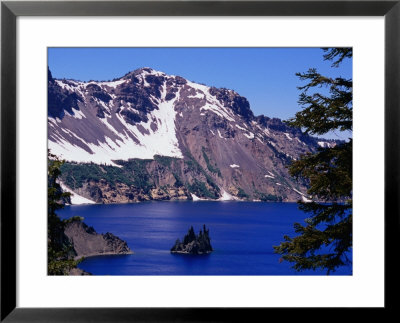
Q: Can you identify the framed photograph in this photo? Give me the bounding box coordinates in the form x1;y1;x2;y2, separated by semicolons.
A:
1;0;398;321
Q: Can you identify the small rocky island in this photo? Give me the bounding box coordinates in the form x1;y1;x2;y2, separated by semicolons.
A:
64;218;133;260
171;225;213;255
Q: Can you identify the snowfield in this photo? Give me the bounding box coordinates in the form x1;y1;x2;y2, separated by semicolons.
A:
59;182;95;205
49;78;183;165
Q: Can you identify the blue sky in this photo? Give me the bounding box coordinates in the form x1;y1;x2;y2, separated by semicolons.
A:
48;47;352;140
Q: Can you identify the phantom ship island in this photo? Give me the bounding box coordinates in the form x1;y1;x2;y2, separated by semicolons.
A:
171;225;213;255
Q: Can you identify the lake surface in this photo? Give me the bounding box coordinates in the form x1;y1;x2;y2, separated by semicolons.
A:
58;201;352;275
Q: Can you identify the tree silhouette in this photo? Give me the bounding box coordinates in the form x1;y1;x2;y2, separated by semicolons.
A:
274;48;352;274
48;150;79;275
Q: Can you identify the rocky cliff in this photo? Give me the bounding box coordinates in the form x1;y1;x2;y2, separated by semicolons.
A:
64;219;133;259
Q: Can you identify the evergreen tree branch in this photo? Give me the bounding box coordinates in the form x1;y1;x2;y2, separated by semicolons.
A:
275;48;352;274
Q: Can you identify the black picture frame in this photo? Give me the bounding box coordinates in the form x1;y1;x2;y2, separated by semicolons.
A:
1;0;398;321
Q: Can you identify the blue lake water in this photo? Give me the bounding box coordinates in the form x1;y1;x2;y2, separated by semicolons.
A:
58;201;352;275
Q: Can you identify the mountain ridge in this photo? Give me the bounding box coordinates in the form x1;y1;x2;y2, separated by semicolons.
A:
48;66;339;202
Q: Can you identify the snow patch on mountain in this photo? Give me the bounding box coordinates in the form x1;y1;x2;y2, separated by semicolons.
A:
59;182;95;205
218;188;236;201
263;128;270;136
55;80;80;92
99;79;127;88
292;188;305;196
191;193;207;201
188;92;205;99
187;81;236;122
302;195;312;203
284;133;293;141
318;141;336;148
113;88;183;159
235;124;247;131
71;108;86;119
200;103;235;122
244;132;254;139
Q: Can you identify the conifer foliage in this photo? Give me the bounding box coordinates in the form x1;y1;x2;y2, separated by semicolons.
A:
274;48;352;274
48;150;79;275
171;225;213;254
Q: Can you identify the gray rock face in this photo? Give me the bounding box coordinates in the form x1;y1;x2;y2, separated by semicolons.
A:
68;267;91;275
64;220;133;259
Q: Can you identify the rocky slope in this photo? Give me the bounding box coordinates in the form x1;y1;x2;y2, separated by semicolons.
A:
64;219;133;259
48;67;339;202
68;267;91;276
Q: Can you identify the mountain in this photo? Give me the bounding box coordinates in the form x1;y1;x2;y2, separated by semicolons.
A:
48;67;338;203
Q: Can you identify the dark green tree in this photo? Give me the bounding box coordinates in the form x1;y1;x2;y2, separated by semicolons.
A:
48;150;79;275
183;226;196;244
274;48;352;274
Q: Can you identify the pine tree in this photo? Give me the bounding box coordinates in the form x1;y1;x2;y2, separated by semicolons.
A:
274;48;352;274
48;150;79;275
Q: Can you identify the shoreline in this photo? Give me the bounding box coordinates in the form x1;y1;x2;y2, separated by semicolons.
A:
74;250;133;261
170;251;212;255
66;199;309;207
